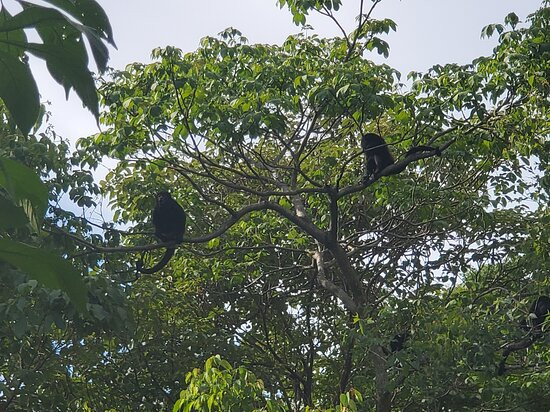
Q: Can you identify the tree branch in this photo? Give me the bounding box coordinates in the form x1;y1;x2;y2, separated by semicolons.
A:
311;250;359;313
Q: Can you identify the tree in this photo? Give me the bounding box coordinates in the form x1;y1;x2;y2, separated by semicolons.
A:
0;0;115;307
3;1;550;411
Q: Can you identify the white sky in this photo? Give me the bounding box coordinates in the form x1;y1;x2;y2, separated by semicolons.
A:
15;0;542;141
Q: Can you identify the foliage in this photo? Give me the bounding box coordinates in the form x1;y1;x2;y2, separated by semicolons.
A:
173;356;284;412
75;2;548;410
1;1;549;412
0;0;114;133
174;356;364;412
277;0;343;25
0;0;114;309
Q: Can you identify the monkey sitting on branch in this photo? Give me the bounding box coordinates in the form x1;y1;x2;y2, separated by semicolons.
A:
136;191;186;274
361;132;442;184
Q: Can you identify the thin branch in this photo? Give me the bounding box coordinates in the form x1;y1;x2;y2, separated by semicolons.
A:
48;200;328;255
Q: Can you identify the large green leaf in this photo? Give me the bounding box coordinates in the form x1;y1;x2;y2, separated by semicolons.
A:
1;2;106;118
2;1;111;72
27;42;99;118
16;3;88;55
43;0;115;71
76;22;110;73
42;0;115;45
0;50;39;134
0;157;48;226
0;195;28;229
1;0;109;73
0;238;87;312
0;2;67;32
0;6;27;56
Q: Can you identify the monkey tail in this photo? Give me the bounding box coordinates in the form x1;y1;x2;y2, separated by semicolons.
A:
497;333;541;376
497;349;511;376
405;145;441;157
136;247;175;274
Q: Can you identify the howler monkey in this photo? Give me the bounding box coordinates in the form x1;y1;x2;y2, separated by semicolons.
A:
381;331;410;355
137;191;186;274
361;133;395;181
524;295;550;332
497;295;550;375
389;332;410;353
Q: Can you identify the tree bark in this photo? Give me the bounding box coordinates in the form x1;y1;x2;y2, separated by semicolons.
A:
373;346;393;412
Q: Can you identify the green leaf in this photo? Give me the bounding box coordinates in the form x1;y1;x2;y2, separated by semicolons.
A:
21;1;110;73
0;195;28;229
336;83;349;97
339;393;348;406
219;359;232;370
0;157;48;226
13;315;28;338
205;356;214;370
0;2;68;32
43;0;115;46
0;239;88;312
76;23;111;73
26;42;99;118
1;1;111;74
208;238;220;249
504;12;519;28
19;3;88;60
0;50;40;134
0;6;27;56
173;399;182;412
207;394;215;411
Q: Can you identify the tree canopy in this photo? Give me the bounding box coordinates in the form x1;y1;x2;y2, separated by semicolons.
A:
1;1;549;411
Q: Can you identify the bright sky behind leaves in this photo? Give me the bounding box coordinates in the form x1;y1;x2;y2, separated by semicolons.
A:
15;0;542;140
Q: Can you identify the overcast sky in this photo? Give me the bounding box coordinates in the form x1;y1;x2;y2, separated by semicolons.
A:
14;0;542;141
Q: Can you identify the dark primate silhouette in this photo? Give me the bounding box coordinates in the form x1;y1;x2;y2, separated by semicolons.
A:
361;133;394;181
137;191;186;274
498;295;550;375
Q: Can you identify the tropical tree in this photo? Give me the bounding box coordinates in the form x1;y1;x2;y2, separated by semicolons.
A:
67;1;549;410
0;0;115;307
1;1;549;411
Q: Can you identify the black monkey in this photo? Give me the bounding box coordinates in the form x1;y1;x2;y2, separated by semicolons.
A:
381;331;410;356
389;332;410;353
361;133;395;182
524;295;550;332
498;295;550;375
137;191;186;274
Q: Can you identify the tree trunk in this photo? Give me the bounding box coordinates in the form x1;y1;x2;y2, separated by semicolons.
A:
373;346;393;412
376;391;392;412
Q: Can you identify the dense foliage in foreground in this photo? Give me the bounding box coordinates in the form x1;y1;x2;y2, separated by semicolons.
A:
1;1;549;411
